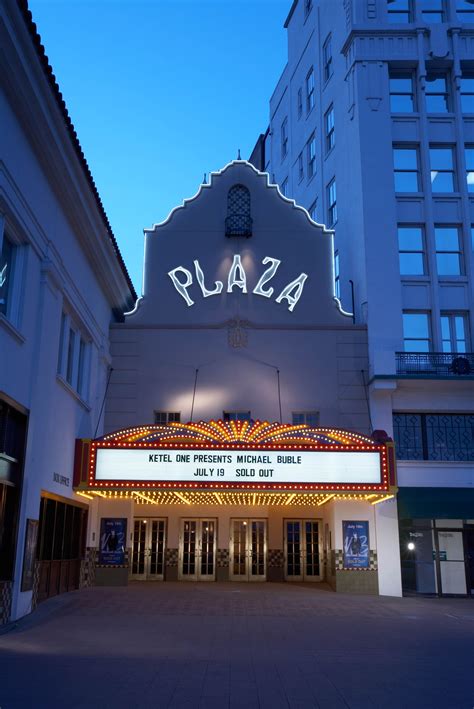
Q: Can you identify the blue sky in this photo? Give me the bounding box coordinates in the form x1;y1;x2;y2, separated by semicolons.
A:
28;0;289;293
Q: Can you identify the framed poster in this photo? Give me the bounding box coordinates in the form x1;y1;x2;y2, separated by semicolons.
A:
99;518;127;566
21;519;39;592
343;520;369;569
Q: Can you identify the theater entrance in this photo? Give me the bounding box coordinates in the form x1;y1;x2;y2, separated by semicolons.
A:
178;518;216;581
130;518;166;580
229;518;267;581
284;519;323;581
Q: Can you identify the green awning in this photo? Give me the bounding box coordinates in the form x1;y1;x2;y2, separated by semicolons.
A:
397;487;474;520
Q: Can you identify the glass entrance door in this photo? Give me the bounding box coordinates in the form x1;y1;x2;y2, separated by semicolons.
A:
179;519;216;581
435;529;467;595
131;518;166;580
230;519;267;581
284;520;322;581
465;528;474;596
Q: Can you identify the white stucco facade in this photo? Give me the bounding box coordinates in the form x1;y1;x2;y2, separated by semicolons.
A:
0;0;134;621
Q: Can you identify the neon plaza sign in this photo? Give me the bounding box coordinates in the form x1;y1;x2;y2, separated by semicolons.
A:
168;255;308;312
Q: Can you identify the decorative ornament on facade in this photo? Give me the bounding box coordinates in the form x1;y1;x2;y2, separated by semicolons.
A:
227;318;249;348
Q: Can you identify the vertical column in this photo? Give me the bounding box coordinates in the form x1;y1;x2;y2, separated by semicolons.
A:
374;498;403;597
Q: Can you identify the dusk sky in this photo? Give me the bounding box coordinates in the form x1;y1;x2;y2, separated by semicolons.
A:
28;0;289;293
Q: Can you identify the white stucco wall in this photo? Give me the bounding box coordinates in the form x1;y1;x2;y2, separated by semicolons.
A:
0;1;133;620
106;162;371;435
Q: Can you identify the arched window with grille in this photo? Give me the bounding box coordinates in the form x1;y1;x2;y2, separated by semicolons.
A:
225;184;252;237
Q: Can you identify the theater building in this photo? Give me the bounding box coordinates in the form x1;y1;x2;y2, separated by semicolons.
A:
73;161;401;596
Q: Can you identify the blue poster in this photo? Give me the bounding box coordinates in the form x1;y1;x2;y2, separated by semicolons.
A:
99;518;127;565
343;520;369;569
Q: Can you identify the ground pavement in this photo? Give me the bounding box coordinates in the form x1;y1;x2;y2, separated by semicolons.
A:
0;582;473;709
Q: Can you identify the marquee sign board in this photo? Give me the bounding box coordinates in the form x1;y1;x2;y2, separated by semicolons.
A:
95;448;382;485
73;422;396;494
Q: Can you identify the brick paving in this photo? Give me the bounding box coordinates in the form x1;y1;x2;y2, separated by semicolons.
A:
0;582;473;708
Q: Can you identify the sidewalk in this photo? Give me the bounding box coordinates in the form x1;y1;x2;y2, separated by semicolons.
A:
0;582;473;708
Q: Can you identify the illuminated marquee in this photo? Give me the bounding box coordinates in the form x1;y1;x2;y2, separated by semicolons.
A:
95;448;381;484
168;255;308;312
74;420;397;494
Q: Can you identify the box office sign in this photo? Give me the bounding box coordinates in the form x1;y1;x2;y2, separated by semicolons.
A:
343;520;370;569
94;448;382;486
99;518;127;566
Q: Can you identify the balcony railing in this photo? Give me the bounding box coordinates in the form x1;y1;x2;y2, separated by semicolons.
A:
225;214;253;238
396;352;474;378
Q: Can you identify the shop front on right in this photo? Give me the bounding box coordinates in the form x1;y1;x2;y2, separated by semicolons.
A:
398;488;474;597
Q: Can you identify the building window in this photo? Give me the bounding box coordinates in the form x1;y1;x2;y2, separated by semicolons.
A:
0;233;16;320
325;106;335;152
323;35;333;83
327;179;337;226
465;145;474;191
398;226;426;275
403;311;431;351
306;68;315;114
421;0;445;22
66;328;76;385
297;88;303;118
298;152;304;182
304;0;313;19
292;411;319;427
0;401;28;581
389;72;415;112
421;0;446;23
393;146;420;192
393;413;474;461
281;118;288;161
154;412;181;425
429;146;455;192
457;0;474;21
57;313;67;374
425;73;449;112
57;312;90;399
334;251;340;298
307;134;316;179
309;200;317;221
226;184;252;237
77;339;87;395
441;312;469;352
387;0;412;22
281;178;288;196
223;411;251;421
461;74;474;112
434;226;462;275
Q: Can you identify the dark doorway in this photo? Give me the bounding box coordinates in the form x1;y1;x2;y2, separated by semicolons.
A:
37;496;87;602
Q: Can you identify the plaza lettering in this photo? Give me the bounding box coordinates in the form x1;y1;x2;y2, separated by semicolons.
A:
168;255;308;312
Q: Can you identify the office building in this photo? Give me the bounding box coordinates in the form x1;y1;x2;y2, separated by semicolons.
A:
251;0;474;596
